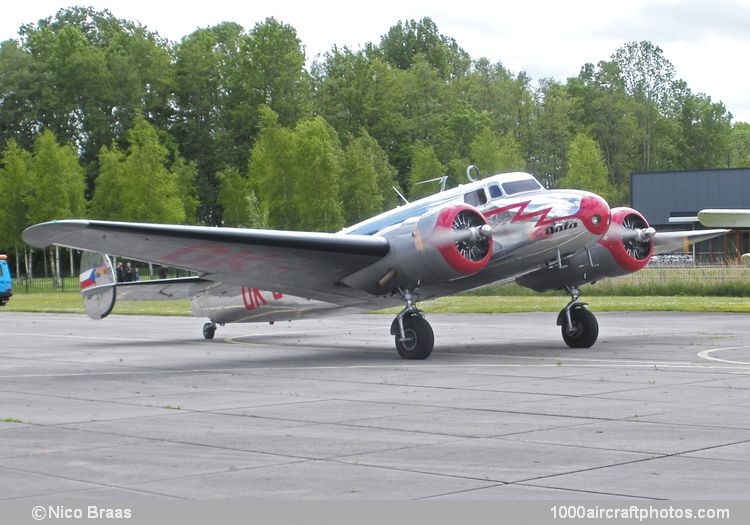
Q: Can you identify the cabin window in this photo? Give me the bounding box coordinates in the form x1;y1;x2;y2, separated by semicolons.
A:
464;188;488;207
502;179;542;195
488;184;503;199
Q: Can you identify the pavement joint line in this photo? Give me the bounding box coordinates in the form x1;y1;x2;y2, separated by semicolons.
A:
0;472;190;502
488;430;750;458
52;423;334;463
511;453;668;485
54;415;501;465
414;483;508;500
2;452;315;491
2;361;750;380
506;435;750;487
322;445;662;489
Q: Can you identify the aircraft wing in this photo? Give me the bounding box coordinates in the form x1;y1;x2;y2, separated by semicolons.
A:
698;209;750;228
652;228;728;255
23;220;390;305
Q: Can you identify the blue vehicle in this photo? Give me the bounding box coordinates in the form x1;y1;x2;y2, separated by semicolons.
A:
0;255;11;306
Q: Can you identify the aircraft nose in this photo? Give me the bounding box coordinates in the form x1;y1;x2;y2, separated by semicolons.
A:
577;194;611;235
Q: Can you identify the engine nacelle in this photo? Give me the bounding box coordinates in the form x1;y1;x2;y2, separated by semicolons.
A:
342;203;493;295
517;207;654;292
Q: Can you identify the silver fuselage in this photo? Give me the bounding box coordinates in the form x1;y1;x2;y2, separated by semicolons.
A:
193;172;611;324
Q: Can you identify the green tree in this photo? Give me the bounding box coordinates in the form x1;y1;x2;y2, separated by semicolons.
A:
25;130;85;282
669;82;732;169
11;7;173;188
171;156;200;224
567;61;638;202
729;122;750;168
89;144;126;219
529;79;574;187
311;46;372;142
173;19;311;224
341;133;383;224
89;116;185;224
249;107;297;229
216;167;264;228
244;18;311;127
377;17;471;80
610;41;676;172
172;23;243;223
557;133;615;203
469;128;525;176
0;139;31;274
26;130;85;225
291;116;344;231
365;132;401;211
408;141;445;200
250;107;343;231
0;40;38;149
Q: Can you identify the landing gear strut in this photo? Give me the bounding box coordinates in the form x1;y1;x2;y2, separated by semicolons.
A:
557;286;598;348
390;288;434;359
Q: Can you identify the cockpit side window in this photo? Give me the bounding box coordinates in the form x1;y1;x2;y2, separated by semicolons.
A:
488;184;503;199
464;188;488;207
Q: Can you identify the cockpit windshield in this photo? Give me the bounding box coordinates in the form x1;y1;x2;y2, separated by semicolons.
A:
501;178;543;195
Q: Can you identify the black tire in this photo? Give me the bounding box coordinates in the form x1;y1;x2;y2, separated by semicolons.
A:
395;315;434;360
203;322;216;340
561;306;598;348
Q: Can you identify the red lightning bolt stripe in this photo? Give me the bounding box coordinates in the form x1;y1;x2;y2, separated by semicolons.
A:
483;196;610;236
483;200;561;227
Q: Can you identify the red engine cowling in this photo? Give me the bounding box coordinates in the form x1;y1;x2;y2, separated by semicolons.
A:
598;207;654;273
516;207;654;292
341;203;493;294
430;204;493;275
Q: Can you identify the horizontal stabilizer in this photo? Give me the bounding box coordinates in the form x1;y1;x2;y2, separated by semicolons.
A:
113;277;211;301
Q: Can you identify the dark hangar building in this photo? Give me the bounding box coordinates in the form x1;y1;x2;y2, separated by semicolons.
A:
631;168;750;263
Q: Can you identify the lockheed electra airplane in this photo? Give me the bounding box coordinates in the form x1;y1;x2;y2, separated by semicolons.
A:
22;169;727;359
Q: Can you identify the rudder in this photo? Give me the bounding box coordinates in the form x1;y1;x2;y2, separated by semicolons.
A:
79;252;116;320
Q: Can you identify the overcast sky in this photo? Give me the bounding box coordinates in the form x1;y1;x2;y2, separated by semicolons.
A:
3;0;750;122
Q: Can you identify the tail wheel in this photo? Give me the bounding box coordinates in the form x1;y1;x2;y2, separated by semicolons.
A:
561;306;598;348
203;322;216;340
395;315;434;360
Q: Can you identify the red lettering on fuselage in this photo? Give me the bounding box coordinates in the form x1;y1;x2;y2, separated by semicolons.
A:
163;243;277;272
241;287;284;310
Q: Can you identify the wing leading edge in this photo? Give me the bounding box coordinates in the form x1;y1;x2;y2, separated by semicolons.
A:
23;220;390;305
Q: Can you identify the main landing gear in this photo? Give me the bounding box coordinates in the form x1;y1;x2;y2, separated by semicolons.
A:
557;286;598;348
390;288;434;360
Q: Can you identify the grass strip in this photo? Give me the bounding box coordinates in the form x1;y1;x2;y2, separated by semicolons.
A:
4;292;750;315
4;293;190;316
